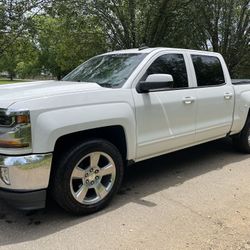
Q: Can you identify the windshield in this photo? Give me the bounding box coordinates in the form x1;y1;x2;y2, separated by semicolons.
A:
62;53;147;88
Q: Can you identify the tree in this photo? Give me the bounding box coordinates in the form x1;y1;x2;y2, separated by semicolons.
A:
0;0;107;80
233;45;250;78
0;0;248;79
0;35;39;80
87;0;194;49
33;12;107;79
0;1;52;56
187;0;250;76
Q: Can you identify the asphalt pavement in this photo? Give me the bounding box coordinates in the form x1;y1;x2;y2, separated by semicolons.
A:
0;138;250;250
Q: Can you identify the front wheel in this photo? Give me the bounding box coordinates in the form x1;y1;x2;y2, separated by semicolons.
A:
51;139;124;215
232;118;250;154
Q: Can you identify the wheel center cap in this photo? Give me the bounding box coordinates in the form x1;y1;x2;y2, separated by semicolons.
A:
88;172;96;182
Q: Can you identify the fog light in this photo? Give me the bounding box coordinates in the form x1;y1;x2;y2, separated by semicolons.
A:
0;167;10;185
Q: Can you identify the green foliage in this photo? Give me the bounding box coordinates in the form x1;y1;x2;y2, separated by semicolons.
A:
0;35;39;79
0;0;51;54
88;0;194;48
0;0;249;79
186;0;250;76
0;0;107;80
33;13;106;79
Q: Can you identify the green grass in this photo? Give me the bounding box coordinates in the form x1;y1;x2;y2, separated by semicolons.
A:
0;79;28;84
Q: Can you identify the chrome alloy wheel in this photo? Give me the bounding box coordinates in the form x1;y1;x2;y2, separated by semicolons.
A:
70;152;116;205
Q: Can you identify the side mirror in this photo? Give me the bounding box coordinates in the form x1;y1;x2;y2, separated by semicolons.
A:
136;74;174;93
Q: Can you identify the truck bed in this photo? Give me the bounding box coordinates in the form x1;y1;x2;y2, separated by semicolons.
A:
232;79;250;85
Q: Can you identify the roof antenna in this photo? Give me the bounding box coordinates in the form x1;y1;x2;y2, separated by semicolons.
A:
138;44;149;51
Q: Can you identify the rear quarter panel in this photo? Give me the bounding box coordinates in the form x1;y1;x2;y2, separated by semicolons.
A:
231;85;250;134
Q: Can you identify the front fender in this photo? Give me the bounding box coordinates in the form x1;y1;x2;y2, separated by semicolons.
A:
32;103;136;160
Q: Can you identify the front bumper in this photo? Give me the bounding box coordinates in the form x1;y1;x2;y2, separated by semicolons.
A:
0;188;47;210
0;153;52;210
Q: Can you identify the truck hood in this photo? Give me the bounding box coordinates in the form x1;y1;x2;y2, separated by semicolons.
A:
0;80;102;109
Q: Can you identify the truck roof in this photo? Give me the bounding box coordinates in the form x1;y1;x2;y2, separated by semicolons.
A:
103;47;221;56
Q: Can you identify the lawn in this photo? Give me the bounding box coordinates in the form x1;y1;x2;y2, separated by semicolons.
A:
0;79;28;84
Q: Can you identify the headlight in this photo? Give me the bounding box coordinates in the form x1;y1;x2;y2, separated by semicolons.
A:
0;109;31;149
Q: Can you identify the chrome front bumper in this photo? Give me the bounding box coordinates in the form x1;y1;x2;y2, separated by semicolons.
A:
0;154;52;191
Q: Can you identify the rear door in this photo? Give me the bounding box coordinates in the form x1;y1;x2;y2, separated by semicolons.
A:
190;54;234;142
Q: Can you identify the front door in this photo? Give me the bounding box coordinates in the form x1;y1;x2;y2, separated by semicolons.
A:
132;52;197;160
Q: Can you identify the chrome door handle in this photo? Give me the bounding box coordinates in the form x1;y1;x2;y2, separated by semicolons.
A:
183;97;195;104
224;93;233;100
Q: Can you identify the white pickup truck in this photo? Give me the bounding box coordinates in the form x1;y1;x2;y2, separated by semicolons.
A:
0;47;250;215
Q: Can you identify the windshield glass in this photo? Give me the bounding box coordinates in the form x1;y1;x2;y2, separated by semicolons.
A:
62;53;147;88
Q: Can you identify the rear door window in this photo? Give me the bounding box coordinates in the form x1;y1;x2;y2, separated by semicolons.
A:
191;55;225;87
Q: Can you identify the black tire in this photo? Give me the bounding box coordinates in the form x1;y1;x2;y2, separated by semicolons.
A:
232;118;250;154
51;139;124;215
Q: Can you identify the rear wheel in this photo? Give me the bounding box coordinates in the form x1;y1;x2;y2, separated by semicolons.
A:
51;139;124;215
232;118;250;154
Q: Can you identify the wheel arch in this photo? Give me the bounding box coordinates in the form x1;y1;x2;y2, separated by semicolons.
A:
53;125;128;163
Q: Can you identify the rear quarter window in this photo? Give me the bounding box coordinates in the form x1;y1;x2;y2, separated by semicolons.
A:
192;55;225;87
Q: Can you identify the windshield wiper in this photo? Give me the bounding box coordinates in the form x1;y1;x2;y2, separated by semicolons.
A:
98;82;114;88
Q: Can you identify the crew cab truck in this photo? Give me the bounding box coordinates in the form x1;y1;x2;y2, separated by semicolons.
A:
0;48;250;215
